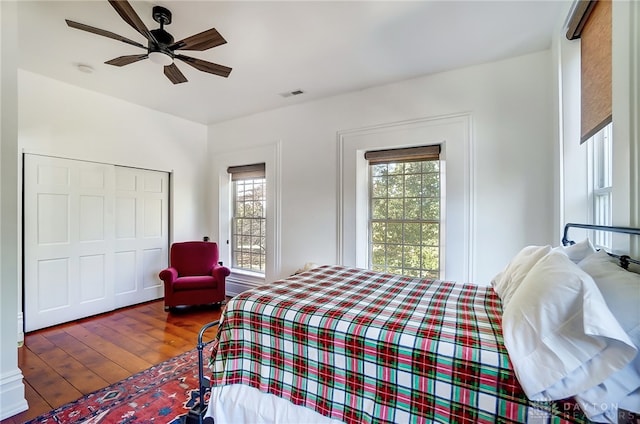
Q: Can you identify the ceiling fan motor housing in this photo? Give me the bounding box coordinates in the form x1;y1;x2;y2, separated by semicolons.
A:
150;28;175;47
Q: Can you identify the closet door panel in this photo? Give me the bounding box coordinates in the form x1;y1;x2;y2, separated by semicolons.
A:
114;167;168;307
114;251;137;295
36;258;70;312
24;155;115;331
142;248;164;289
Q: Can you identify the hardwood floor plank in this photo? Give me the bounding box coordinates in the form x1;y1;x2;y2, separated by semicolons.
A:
18;347;84;408
1;299;224;424
81;319;182;364
27;335;109;395
61;324;155;374
127;311;200;347
42;330;130;385
19;333;56;355
137;304;221;341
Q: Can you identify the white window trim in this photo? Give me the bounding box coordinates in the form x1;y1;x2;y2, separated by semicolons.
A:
213;142;281;292
337;113;473;283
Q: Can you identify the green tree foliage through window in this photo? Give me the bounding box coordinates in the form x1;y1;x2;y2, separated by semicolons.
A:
232;178;266;273
369;160;440;278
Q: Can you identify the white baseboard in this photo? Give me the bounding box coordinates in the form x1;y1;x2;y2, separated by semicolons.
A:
0;368;28;420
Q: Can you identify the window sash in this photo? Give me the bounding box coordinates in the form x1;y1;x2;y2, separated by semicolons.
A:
367;157;441;278
232;216;266;272
588;122;613;249
593;190;612;248
231;175;266;273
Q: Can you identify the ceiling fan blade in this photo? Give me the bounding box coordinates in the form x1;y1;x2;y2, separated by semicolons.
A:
169;28;226;51
164;64;188;84
107;0;157;44
105;54;148;67
175;55;232;78
65;20;145;49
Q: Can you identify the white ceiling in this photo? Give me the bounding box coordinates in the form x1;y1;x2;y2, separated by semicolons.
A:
17;1;570;125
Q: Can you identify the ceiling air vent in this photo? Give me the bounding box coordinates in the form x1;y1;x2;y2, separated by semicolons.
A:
280;89;305;98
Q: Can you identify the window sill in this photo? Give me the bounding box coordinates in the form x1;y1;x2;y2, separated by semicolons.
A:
231;269;265;280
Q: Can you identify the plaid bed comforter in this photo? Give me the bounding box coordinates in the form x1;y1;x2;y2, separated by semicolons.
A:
210;265;588;423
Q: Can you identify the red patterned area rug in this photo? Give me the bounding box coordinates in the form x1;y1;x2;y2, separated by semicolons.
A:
26;348;209;424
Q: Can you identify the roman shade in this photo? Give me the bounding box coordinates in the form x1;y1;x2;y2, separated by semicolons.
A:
364;145;441;164
566;0;612;144
227;163;266;181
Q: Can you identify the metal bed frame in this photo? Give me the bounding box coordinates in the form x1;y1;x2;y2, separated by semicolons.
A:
182;319;220;424
562;222;640;269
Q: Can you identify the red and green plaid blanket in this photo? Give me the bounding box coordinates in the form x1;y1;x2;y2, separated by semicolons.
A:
210;265;588;423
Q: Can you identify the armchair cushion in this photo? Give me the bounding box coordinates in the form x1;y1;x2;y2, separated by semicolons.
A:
173;275;217;291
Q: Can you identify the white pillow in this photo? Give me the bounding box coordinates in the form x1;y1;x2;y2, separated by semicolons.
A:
502;250;637;401
491;245;551;307
574;363;640;422
578;249;640;344
573;250;640;421
552;238;596;263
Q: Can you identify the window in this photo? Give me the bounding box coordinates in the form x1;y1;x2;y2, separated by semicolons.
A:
567;0;613;246
366;145;441;278
589;123;613;248
228;163;266;273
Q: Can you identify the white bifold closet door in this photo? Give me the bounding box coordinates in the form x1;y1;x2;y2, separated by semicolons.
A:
24;154;168;332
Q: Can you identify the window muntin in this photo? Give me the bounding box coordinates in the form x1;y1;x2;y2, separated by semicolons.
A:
369;160;440;278
232;177;266;273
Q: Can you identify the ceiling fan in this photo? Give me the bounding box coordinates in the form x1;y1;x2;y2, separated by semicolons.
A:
65;0;232;84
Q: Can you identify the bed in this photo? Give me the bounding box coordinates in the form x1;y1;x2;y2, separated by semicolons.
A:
199;224;640;424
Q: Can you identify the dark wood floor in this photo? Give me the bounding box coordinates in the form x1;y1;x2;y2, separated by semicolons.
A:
1;300;223;424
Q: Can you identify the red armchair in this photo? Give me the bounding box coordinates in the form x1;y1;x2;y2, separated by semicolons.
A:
159;241;230;311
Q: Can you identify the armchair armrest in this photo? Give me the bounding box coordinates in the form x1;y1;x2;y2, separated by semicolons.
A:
212;264;231;282
159;267;178;283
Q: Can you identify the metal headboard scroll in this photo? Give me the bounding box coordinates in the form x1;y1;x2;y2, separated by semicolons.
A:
562;223;640;269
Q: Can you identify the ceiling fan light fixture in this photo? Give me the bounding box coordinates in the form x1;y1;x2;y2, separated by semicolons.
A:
149;51;173;66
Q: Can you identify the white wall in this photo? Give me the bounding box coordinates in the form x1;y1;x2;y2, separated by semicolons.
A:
19;70;210;243
208;50;556;284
